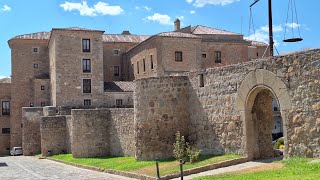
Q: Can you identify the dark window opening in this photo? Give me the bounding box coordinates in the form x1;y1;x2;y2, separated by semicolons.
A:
83;79;91;93
116;99;123;107
33;48;38;53
82;39;91;52
41;86;45;90
84;99;91;107
34;64;39;68
175;51;183;62
274;107;278;111
202;54;207;58
150;55;154;69
2;128;10;134
257;52;259;57
215;51;221;63
143;59;146;72
199;74;204;87
83;59;91;73
113;49;120;55
114;66;120;76
30;103;34;107
137;61;140;74
2;101;10;115
41;102;45;107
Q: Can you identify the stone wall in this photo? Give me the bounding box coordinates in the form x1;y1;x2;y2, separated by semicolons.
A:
22;107;43;156
109;108;135;156
134;76;190;160
40;116;67;156
71;109;109;158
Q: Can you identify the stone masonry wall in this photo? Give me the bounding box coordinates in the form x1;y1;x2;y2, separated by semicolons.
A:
71;109;109;158
109;108;135;156
22;107;43;156
0;82;11;155
187;49;320;158
134;76;190;160
40;116;67;157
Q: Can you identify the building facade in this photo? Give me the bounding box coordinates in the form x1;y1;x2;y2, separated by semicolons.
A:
0;20;269;155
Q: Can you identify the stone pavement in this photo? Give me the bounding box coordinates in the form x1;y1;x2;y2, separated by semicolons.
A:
0;156;136;180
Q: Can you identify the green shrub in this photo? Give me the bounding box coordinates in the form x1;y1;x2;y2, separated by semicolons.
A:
186;144;201;163
173;131;188;162
273;137;284;149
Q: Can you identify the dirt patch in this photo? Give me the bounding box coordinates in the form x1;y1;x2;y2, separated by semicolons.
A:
225;163;284;175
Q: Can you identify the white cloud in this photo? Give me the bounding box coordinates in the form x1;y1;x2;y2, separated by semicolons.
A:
1;5;11;12
60;1;123;17
245;24;283;47
285;23;301;29
144;6;151;11
145;13;173;26
0;76;9;79
190;10;196;14
186;0;240;7
177;16;184;20
261;25;283;33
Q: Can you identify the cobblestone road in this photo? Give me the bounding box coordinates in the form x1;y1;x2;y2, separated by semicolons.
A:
0;156;135;180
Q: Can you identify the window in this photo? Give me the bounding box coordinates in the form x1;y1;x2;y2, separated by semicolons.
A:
116;99;123;107
199;74;204;87
215;51;221;63
2;128;10;134
34;64;39;68
2;101;10;115
274;107;278;111
33;47;39;53
84;99;91;107
137;61;140;74
41;102;45;107
202;54;207;58
83;59;91;73
113;49;120;55
82;39;91;52
41;86;45;90
150;55;154;69
83;79;91;93
114;66;120;76
257;52;259;57
143;59;146;72
175;51;183;62
30;103;34;107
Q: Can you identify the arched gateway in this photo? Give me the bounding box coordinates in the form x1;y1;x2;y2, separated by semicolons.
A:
237;69;291;160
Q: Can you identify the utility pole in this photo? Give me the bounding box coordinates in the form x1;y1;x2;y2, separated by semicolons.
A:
250;0;274;56
268;0;274;56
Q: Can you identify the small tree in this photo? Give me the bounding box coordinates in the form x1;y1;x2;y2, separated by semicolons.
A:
186;143;201;163
173;131;188;162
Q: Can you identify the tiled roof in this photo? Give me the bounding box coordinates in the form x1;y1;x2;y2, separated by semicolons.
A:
11;32;51;40
191;25;241;35
53;27;103;31
0;77;11;83
104;81;134;92
102;34;150;43
157;32;201;39
248;40;268;47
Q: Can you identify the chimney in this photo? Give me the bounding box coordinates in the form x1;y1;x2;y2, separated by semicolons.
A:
174;19;180;31
121;30;131;35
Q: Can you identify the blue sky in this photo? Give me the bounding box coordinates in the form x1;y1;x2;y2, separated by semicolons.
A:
0;0;319;77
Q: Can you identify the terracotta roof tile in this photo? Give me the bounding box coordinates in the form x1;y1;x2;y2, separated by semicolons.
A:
157;32;201;38
0;77;11;83
102;34;150;43
191;25;241;35
11;32;51;40
104;81;134;92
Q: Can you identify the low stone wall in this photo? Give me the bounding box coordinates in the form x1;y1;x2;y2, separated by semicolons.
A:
134;76;190;160
40;116;67;156
22;107;43;156
71;109;109;158
109;108;135;156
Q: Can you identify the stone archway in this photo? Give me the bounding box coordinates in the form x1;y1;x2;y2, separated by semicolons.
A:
237;69;291;160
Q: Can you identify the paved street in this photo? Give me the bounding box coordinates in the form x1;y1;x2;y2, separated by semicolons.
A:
0;156;135;180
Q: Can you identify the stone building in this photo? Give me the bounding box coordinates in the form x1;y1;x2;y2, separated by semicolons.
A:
2;25;318;161
0;78;11;155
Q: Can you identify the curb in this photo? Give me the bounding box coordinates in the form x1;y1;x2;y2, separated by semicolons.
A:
44;156;248;180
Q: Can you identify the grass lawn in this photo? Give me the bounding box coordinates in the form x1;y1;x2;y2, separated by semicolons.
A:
50;154;241;177
194;158;320;180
